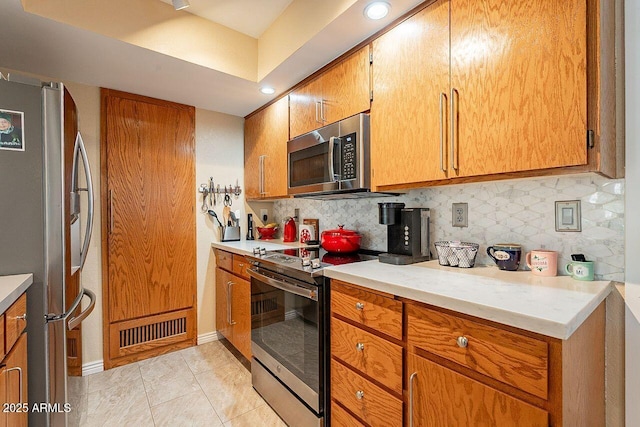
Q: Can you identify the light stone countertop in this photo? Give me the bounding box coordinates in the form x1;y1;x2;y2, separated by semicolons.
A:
324;260;612;340
0;274;33;314
211;239;309;256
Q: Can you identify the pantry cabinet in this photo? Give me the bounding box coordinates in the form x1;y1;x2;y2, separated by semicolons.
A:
215;250;252;360
372;0;595;190
244;96;289;200
329;279;605;427
290;46;371;139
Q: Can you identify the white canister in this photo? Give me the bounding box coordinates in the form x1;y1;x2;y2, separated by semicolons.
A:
299;224;315;243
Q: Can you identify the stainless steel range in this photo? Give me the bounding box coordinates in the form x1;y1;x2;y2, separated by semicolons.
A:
245;247;379;427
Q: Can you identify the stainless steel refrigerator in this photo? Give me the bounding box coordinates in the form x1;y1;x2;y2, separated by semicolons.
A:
0;75;96;426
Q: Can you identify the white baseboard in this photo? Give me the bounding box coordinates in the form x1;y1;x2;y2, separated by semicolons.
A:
82;360;104;376
80;333;220;375
197;331;221;345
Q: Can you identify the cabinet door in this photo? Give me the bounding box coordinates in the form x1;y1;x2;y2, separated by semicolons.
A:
244;97;289;199
230;276;252;360
407;352;547;427
215;268;232;342
371;0;451;189
451;0;587;177
323;46;371;125
5;333;27;427
290;78;323;138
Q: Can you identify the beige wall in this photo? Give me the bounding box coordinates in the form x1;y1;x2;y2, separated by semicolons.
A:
195;110;246;341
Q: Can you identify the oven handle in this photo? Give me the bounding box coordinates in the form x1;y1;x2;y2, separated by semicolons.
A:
247;268;318;301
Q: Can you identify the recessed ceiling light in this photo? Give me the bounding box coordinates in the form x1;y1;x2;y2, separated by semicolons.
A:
260;87;275;95
364;2;390;20
172;0;190;11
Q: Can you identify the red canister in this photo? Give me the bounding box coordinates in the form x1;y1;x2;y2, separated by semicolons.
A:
283;217;297;242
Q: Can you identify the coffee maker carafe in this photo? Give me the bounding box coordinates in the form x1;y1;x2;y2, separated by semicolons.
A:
378;203;431;265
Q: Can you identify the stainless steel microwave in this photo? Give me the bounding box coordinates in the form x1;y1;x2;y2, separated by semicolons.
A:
288;113;371;198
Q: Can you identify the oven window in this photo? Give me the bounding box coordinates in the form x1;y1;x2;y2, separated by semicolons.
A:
289;142;330;187
251;279;320;394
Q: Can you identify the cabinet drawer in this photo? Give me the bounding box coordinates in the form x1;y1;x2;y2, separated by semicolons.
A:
232;255;249;279
331;359;402;427
216;250;233;271
6;293;27;352
331;281;402;340
407;304;548;399
331;401;366;427
331;317;403;394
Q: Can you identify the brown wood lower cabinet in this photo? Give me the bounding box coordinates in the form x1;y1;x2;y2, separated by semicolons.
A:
2;293;28;427
407;352;548;427
329;280;606;427
215;250;252;360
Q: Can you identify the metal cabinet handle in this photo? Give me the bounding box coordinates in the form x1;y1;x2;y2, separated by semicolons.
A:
355;342;365;352
409;372;418;427
16;314;27;321
439;92;447;172
355;302;364;311
355;390;364;400
6;366;24;405
227;281;236;325
456;336;468;348
320;100;326;122
450;88;459;171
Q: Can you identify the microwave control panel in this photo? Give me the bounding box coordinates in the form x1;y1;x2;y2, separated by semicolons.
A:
341;132;357;180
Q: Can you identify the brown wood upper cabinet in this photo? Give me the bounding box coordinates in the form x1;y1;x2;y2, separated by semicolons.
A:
289;46;371;139
245;96;289;200
372;0;597;190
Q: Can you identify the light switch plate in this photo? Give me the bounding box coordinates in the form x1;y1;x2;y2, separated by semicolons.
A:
555;200;581;232
452;203;468;227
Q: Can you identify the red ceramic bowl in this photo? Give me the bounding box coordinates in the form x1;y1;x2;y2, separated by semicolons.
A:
256;226;278;240
320;225;362;253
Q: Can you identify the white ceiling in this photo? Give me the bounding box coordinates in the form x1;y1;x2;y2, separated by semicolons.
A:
158;0;294;38
0;0;423;117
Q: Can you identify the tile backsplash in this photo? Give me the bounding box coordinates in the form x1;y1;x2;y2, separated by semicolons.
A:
274;173;625;281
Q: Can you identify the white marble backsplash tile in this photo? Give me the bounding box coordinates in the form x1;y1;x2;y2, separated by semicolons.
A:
274;173;625;281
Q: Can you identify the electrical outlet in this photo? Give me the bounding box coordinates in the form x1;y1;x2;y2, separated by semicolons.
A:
260;209;268;222
452;203;468;227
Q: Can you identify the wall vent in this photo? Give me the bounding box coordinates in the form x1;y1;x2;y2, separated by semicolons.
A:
119;316;187;349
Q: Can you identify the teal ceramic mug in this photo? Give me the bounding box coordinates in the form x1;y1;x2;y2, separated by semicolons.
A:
565;261;594;281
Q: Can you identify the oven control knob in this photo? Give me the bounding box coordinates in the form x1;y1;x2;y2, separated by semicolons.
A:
355;302;365;311
356;342;365;351
355;390;364;400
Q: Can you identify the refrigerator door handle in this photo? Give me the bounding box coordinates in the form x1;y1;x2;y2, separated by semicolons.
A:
67;288;96;330
73;132;94;270
45;285;84;324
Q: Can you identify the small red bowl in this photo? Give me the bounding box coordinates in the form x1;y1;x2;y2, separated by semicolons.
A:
257;227;278;240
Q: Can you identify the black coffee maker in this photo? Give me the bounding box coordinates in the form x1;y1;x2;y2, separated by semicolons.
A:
378;203;431;265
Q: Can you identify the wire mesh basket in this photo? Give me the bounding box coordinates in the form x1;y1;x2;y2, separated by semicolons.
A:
435;241;480;268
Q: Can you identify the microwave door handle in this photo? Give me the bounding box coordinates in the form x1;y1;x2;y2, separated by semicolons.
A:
75;132;94;270
329;136;340;182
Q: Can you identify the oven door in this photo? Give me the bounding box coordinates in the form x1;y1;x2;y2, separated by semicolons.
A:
248;267;323;413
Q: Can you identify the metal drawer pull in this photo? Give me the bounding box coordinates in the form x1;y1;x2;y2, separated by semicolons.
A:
6;366;23;405
456;336;468;348
355;342;365;351
355;390;364;400
355;302;365;311
409;372;418;427
16;314;27;321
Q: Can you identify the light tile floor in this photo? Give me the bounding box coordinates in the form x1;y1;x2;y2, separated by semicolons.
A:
67;341;287;427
